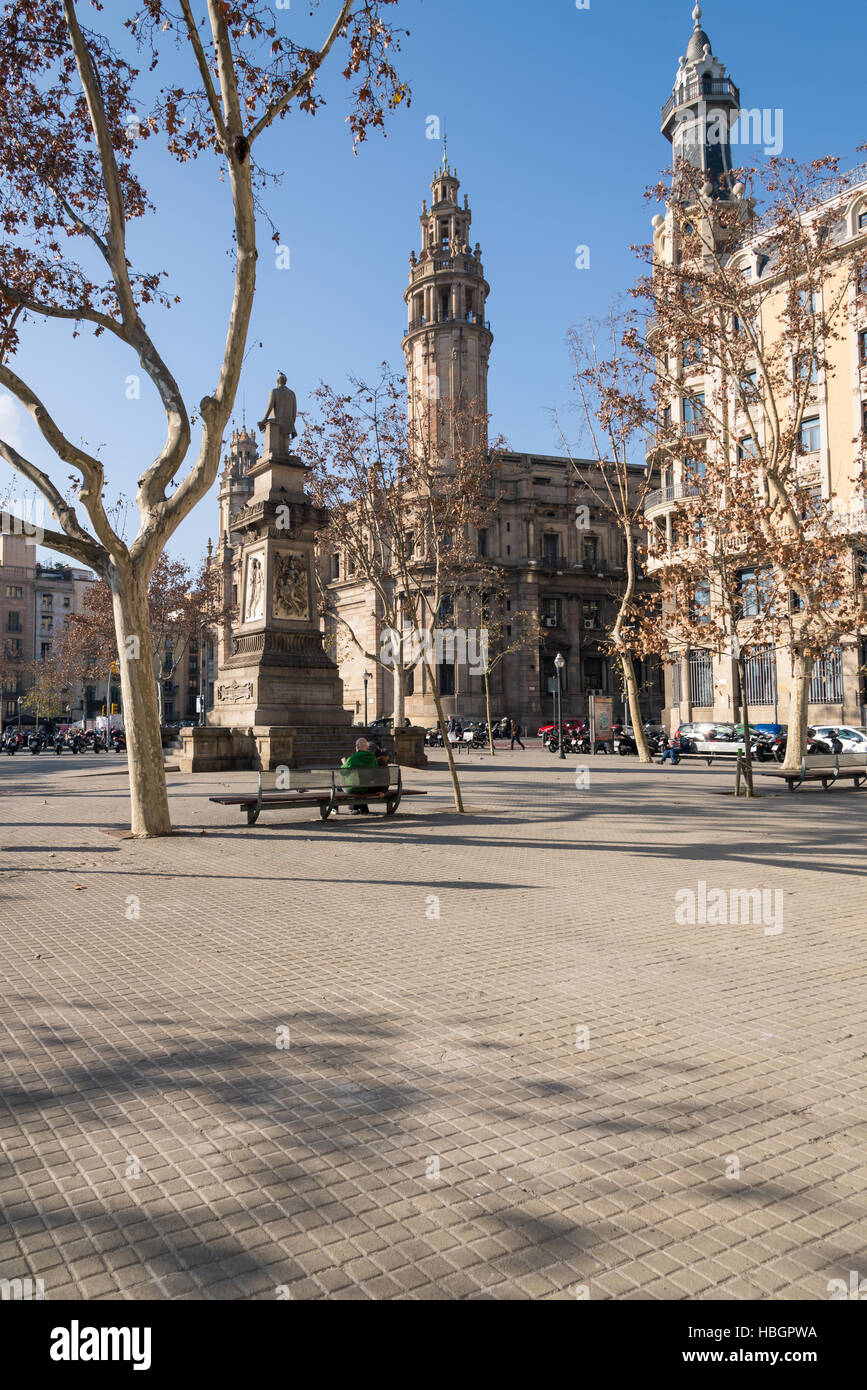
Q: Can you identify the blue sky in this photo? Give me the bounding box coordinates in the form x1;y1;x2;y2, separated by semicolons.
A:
2;0;865;571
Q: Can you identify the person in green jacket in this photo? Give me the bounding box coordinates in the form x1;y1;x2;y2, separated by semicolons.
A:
341;738;379;814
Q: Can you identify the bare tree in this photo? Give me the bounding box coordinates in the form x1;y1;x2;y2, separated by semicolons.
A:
556;314;659;761
0;0;407;834
632;155;867;772
302;369;502;812
70;551;230;722
454;573;540;756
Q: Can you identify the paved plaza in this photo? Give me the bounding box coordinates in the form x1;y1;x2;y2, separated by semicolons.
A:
0;747;865;1301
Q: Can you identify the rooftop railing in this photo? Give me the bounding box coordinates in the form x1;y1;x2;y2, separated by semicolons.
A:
661;76;740;124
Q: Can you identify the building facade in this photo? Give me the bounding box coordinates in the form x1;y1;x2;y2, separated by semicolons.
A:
646;5;867;730
0;532;36;726
326;155;661;731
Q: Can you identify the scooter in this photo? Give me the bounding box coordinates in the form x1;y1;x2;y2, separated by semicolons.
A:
28;732;42;754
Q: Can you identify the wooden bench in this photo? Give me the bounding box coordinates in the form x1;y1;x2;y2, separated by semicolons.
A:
211;769;337;825
691;739;747;765
337;765;403;815
210;766;419;825
753;751;867;792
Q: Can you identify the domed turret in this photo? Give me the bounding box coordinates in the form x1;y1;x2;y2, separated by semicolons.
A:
661;2;741;199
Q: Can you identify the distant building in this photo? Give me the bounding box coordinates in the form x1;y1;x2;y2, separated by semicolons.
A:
326;155;662;729
0;533;36;725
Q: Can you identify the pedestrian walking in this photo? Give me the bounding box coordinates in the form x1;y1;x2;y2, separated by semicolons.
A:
509;718;525;751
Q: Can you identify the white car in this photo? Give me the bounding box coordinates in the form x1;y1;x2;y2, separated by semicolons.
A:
811;725;867;753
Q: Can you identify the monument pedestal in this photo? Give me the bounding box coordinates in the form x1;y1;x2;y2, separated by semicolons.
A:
393;727;428;768
193;404;354;772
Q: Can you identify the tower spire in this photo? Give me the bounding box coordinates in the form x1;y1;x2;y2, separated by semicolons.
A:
402;159;492;455
662;1;740;198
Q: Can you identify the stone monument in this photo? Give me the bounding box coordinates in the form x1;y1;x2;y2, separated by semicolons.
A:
178;375;354;772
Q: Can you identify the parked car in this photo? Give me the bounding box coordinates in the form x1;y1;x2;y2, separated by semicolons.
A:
367;716;412;734
811;725;867;753
673;721;738;753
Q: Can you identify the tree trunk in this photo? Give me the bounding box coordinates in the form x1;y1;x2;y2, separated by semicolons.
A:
111;572;173;837
782;649;811;772
424;659;466;813
620;649;652;763
484;667;495;756
393;661;405;728
736;656;755;797
613;535;651;762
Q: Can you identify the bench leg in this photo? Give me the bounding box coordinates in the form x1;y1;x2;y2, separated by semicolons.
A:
386;791;402;817
246;805;261;825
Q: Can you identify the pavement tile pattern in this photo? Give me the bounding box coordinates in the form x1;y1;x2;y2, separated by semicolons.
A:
1;748;865;1300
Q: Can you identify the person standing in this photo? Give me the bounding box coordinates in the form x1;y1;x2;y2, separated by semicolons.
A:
510;718;525;751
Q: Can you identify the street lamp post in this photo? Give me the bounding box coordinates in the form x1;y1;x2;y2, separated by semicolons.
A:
363;670;372;730
17;695;22;734
554;653;566;761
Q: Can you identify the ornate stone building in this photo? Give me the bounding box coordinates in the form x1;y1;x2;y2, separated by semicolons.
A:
326;154;661;731
646;5;867;730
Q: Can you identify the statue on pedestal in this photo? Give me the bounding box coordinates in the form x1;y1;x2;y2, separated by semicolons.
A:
258;372;297;456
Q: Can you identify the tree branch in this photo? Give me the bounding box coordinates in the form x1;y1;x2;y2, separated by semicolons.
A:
0;434;104;565
247;0;353;146
178;0;228;145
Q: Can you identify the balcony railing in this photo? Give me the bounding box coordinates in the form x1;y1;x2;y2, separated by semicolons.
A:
411;255;480;282
645;481;699;511
405;311;491;336
661;76;740;125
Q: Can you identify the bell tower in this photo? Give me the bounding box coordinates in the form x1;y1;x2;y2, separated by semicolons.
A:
402;145;492;455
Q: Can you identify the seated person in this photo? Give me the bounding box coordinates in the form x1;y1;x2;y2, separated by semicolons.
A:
340;737;379;815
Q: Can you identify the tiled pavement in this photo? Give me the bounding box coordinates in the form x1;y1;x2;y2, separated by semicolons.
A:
0;747;865;1300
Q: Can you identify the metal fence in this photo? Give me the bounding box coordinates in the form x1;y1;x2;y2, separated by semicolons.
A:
688;649;713;707
744;646;777;707
809;648;844;704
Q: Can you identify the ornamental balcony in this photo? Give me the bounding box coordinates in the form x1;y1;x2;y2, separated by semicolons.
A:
644;481;699;514
661;76;740;126
404;310;491;337
410;253;481;283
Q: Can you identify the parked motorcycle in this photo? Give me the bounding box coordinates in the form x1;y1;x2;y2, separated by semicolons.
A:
615;725;666;757
750;730;777;762
771;727;837;762
28;731;42;754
